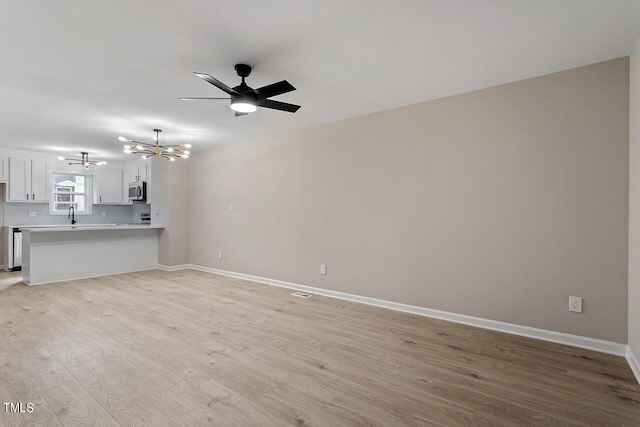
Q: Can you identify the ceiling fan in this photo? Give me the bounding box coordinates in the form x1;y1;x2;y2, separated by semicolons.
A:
179;64;301;116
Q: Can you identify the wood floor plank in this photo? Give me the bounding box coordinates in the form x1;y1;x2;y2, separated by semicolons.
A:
40;380;120;427
1;269;639;426
47;338;173;427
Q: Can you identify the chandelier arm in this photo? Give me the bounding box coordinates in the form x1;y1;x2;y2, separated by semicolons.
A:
128;140;157;148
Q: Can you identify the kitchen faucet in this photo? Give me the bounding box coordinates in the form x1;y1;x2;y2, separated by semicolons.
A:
68;206;77;224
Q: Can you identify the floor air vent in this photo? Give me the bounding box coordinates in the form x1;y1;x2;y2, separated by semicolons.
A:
291;292;312;299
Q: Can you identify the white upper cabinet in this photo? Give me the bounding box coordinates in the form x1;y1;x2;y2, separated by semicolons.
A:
128;160;149;182
0;156;8;182
95;166;124;204
8;157;49;202
8;157;28;201
31;160;49;202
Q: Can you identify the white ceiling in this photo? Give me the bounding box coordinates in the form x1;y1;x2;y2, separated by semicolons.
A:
2;0;640;161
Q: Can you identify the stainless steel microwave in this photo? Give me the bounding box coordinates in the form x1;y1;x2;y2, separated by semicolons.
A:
128;181;147;202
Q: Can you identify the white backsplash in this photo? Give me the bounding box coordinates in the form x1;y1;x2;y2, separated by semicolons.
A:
3;202;146;226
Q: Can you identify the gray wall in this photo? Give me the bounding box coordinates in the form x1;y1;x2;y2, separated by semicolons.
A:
629;50;640;358
189;58;630;343
154;159;190;267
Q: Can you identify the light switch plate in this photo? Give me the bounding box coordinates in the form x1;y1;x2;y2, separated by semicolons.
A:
28;211;37;217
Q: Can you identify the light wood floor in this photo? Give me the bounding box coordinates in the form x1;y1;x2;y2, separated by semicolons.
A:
0;269;638;427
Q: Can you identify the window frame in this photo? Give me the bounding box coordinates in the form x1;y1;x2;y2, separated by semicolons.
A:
49;171;93;215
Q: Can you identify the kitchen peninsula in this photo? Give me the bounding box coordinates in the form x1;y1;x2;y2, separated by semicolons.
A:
21;224;163;285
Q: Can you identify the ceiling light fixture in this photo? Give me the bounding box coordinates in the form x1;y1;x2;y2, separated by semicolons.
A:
230;93;257;113
118;129;191;161
58;152;106;170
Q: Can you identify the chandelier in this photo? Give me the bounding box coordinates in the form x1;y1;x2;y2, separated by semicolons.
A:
118;129;191;161
58;152;107;170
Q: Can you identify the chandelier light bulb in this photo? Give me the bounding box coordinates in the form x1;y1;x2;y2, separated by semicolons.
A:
183;150;190;155
182;154;189;159
167;147;174;153
169;157;176;162
184;144;192;148
118;136;129;142
58;156;65;160
136;145;143;150
124;149;132;154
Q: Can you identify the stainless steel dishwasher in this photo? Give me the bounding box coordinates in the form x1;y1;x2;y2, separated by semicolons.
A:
12;227;22;271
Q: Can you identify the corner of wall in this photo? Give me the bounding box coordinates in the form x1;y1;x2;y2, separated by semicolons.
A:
628;39;640;370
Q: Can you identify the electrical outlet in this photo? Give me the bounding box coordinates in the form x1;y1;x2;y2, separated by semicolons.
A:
320;264;327;275
28;211;36;217
101;212;106;218
229;203;233;211
569;296;583;313
218;251;223;260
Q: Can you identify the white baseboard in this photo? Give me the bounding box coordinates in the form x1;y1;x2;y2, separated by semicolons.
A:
157;264;191;272
161;264;628;357
626;346;640;385
26;267;158;286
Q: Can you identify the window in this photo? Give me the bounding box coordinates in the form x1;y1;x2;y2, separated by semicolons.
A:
51;173;91;214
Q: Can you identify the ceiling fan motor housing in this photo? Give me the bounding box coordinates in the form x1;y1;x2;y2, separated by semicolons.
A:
234;63;252;78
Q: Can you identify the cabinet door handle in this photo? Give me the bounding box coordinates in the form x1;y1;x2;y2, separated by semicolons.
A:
32;193;35;200
100;196;102;203
26;193;29;200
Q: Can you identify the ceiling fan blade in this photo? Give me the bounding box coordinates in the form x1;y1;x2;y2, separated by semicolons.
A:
255;80;296;100
257;99;301;113
178;97;230;100
194;72;238;95
235;111;248;117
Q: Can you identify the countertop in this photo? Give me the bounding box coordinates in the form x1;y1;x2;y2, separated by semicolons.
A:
18;224;164;232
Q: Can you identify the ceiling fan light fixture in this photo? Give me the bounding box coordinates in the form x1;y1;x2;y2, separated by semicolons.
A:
182;65;300;116
230;100;257;113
